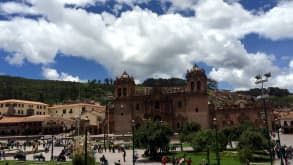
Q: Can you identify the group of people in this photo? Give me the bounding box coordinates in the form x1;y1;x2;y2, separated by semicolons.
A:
162;155;192;165
273;145;293;165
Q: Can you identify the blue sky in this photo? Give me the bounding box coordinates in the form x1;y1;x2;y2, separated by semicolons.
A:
0;0;293;91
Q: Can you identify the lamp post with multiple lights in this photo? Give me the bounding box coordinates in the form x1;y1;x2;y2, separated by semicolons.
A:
275;118;284;165
255;72;273;165
84;117;89;165
131;120;136;165
213;117;220;165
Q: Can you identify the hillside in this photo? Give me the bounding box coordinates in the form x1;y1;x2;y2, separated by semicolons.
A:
0;75;114;105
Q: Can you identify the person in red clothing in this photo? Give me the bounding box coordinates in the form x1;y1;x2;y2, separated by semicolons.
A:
162;155;168;165
186;157;192;165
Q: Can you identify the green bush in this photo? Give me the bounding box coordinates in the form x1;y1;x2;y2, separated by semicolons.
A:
72;153;96;165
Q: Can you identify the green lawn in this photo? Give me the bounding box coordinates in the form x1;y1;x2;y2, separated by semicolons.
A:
165;151;270;165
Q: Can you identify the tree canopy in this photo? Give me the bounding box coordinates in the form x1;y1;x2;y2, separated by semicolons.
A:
134;120;173;158
0;75;113;105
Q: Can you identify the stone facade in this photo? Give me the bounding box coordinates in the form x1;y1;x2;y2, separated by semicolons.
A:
209;91;273;130
108;65;210;134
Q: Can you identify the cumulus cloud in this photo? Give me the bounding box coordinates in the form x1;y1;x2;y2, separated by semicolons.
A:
0;0;293;90
42;67;83;82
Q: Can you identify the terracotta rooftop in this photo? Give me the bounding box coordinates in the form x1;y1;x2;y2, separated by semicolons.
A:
277;112;293;120
0;115;51;123
0;99;48;106
49;103;105;111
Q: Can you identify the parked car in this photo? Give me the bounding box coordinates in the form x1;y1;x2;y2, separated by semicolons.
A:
14;150;26;161
33;153;45;161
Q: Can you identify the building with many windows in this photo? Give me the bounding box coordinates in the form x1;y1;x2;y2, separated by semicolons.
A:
0;99;48;116
0;115;74;136
108;65;274;134
48;103;105;134
108;65;210;134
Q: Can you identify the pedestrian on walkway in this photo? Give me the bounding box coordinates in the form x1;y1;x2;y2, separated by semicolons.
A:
186;157;192;165
162;155;168;165
123;150;126;162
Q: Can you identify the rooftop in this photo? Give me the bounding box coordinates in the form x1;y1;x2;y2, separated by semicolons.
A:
0;99;48;106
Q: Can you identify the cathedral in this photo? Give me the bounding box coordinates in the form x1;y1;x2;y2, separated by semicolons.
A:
108;65;210;134
107;65;273;134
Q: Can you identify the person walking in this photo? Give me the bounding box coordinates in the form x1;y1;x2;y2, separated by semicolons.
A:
162;155;168;165
123;150;126;162
186;157;192;165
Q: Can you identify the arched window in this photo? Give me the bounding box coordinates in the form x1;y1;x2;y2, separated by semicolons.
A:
123;88;127;96
191;81;195;91
118;88;122;97
177;101;182;108
155;101;160;109
197;81;201;91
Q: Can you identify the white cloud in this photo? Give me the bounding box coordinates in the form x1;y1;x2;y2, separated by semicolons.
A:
0;2;39;15
0;0;293;91
5;53;25;65
42;67;82;82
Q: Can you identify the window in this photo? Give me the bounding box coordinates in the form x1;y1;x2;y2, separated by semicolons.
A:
56;111;58;113
121;113;124;116
291;121;293;126
191;82;195;91
118;88;122;97
123;88;127;96
5;103;9;107
22;104;24;107
136;104;140;110
18;110;20;114
177;101;182;108
284;121;288;126
69;109;73;113
43;112;45;115
21;110;23;114
195;108;199;112
197;81;201;91
0;104;2;108
63;109;66;114
40;106;42;109
155;101;160;109
82;107;86;112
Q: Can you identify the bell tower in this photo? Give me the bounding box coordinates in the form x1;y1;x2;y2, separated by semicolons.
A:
114;71;135;98
185;64;207;94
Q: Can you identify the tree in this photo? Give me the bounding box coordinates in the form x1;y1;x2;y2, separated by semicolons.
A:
134;120;173;158
179;122;201;146
191;129;227;152
237;129;268;162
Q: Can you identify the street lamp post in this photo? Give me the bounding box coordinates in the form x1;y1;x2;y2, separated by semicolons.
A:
213;117;220;165
103;122;106;152
275;118;284;165
51;135;54;161
255;72;273;165
84;118;89;165
131;120;136;165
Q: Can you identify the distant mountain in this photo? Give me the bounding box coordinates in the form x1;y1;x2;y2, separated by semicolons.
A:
0;75;114;105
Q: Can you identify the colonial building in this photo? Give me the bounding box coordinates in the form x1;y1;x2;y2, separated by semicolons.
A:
48;103;105;134
108;65;210;134
0;115;74;136
0;99;48;116
275;111;293;134
209;90;273;130
108;65;274;134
